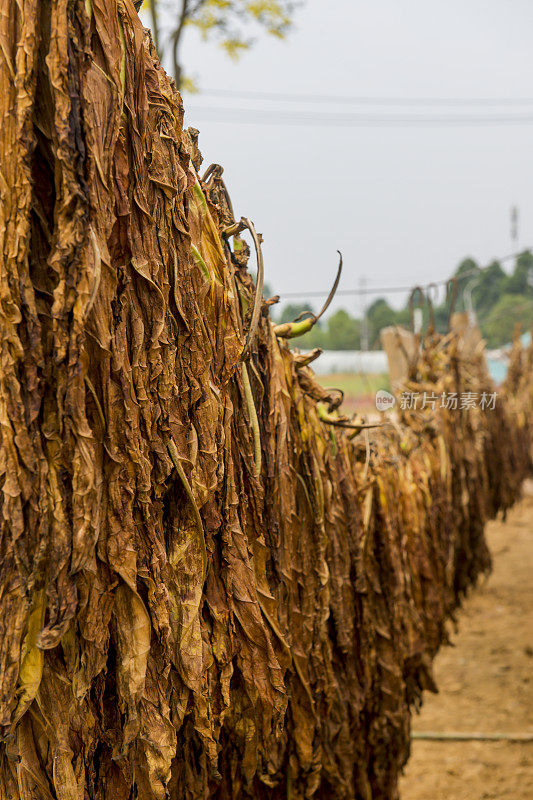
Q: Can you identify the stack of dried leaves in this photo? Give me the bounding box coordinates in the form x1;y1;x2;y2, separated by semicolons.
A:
0;2;531;799
501;326;533;472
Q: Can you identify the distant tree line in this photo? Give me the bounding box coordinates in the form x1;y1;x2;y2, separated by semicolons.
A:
273;251;533;350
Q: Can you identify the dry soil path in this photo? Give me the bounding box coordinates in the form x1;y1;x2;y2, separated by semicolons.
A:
400;482;533;800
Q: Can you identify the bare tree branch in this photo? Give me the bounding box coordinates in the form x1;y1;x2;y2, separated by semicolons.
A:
150;0;160;53
172;0;190;88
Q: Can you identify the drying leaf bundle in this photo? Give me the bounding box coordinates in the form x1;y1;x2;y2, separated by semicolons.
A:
501;327;533;469
0;2;531;799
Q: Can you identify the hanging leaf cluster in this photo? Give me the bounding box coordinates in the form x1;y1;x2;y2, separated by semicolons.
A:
0;2;531;799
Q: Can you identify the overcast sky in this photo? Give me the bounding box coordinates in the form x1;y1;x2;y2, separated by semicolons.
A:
145;0;533;316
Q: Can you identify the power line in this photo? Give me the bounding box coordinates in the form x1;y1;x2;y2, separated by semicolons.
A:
191;88;533;107
276;250;529;300
281;284;425;298
185;106;533;127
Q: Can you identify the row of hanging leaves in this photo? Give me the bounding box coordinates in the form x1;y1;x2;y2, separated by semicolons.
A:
0;1;531;799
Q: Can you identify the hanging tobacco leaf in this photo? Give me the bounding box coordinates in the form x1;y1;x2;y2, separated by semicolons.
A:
0;2;531;799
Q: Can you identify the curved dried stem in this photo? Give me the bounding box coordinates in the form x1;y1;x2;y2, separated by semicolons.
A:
239;217;264;361
426;282;438;332
347;424;385;440
293;348;323;368
241;362;261;476
201;163;218;183
362;429;371;481
322;387;344;408
408;285;425;333
86;227;101;317
274;251;342;339
317;402;384;435
293;310;315;322
335;420;384;431
167;439;207;585
85;376;106;430
446;277;459;329
314;250;343;323
222;220;245;239
264;294;280;309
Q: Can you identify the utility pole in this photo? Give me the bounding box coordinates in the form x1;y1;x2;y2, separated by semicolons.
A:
360;276;369;351
510;206;519;251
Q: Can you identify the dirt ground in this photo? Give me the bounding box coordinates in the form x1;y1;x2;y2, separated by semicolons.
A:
399;482;533;800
